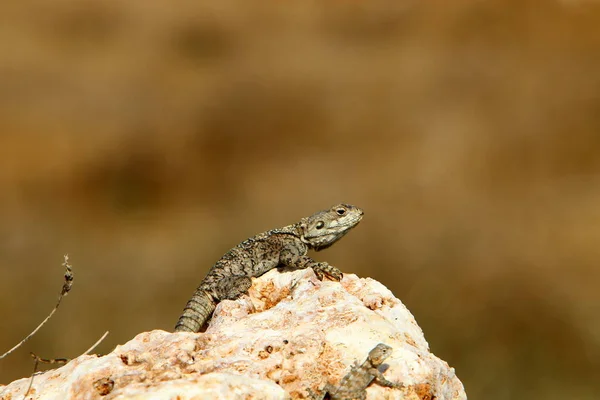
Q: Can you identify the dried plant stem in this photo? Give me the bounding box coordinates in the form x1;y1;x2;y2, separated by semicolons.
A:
23;330;109;400
82;331;110;356
0;255;74;361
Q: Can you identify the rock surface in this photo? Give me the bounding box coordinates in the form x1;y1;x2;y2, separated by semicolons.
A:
0;269;467;400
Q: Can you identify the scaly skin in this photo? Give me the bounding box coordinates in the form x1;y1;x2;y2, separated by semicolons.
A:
319;343;402;400
174;203;364;333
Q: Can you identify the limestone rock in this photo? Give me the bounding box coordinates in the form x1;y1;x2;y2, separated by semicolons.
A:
0;269;467;400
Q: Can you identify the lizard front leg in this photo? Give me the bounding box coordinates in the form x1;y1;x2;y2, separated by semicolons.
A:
279;247;343;281
368;368;402;389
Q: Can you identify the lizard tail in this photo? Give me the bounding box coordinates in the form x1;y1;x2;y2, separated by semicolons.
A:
174;289;216;332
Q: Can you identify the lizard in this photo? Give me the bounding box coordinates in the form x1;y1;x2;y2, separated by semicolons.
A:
316;343;402;400
174;203;364;332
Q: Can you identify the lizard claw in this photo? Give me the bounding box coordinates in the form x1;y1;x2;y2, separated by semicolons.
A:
312;262;343;281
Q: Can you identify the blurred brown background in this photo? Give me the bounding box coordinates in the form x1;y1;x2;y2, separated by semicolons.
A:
1;0;599;398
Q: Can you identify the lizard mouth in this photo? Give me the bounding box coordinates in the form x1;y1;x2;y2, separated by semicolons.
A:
312;224;359;251
301;205;364;251
337;212;363;231
349;212;364;225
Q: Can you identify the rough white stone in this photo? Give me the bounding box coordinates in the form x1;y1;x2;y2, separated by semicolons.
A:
0;269;467;400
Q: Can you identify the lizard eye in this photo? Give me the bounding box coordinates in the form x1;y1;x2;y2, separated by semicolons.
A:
336;208;346;215
316;221;325;229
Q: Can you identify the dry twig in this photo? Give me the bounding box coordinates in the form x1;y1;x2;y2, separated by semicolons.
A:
0;255;74;360
23;331;109;400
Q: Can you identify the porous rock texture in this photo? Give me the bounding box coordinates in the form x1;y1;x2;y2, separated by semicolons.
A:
0;269;467;400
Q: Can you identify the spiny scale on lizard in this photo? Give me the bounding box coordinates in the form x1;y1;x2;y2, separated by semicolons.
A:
174;203;364;333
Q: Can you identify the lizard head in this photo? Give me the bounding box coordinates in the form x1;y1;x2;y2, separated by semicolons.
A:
299;204;363;251
368;343;393;366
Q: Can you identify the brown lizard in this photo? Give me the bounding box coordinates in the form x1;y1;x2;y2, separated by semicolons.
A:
175;203;364;332
317;343;402;400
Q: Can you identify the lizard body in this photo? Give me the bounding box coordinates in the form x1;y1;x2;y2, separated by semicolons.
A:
319;343;401;400
174;203;363;332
